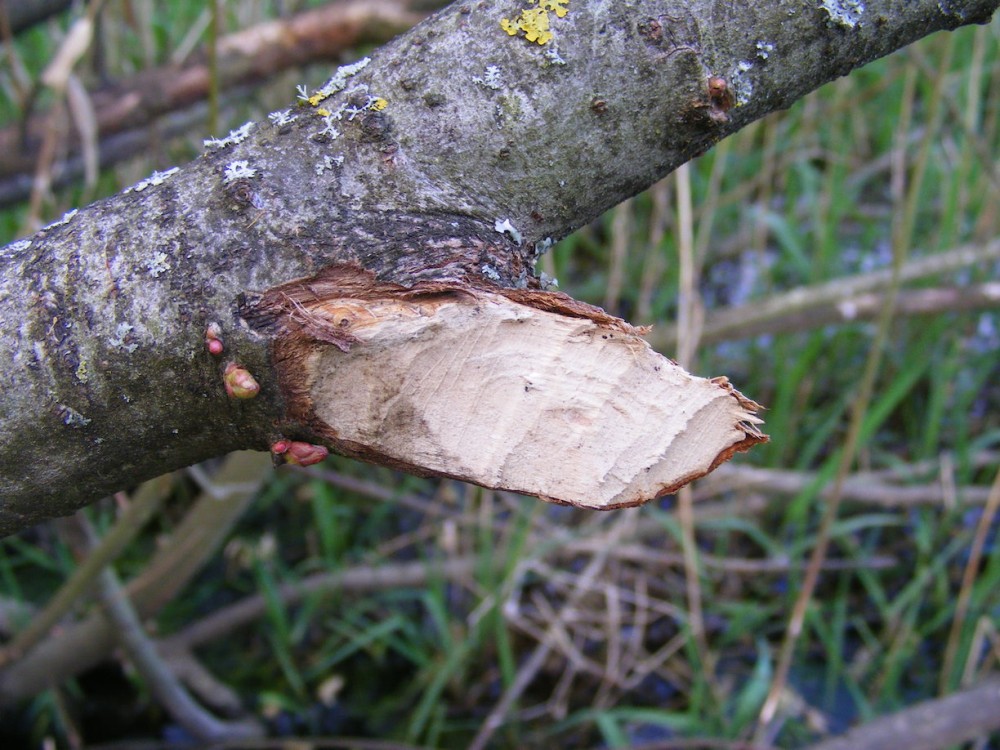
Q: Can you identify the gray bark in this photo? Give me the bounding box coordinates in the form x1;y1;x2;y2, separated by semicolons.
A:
0;0;72;36
1;0;997;536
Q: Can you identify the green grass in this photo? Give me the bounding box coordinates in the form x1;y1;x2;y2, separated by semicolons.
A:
0;4;999;749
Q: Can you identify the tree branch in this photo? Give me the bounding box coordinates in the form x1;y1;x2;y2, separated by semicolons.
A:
1;0;996;535
85;522;263;741
0;0;72;37
0;452;270;703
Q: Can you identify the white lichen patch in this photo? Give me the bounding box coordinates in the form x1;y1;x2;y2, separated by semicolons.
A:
315;154;344;176
819;0;865;28
316;113;342;139
126;167;180;193
322;57;371;94
109;321;138;353
342;91;388;121
223;160;257;183
538;271;559;290
756;41;774;60
731;60;754;106
310;90;386;138
147;251;170;277
533;237;554;256
543;46;567;65
481;263;502;282
268;109;297;127
494;218;522;245
57;403;91;427
937;1;966;20
0;238;32;260
204;121;255;150
473;65;504;90
44;208;78;230
302;57;372;107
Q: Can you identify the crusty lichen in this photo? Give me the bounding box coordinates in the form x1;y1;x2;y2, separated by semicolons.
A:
223;160;257;183
268;110;296;127
731;60;754;106
473;65;504;90
203;122;254;150
44;208;78;230
0;238;32;260
819;0;865;28
297;57;371;108
125;167;180;193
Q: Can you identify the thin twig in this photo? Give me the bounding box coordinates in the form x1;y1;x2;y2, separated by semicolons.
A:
162;555;482;653
604;199;632;313
685;283;1000;343
86;736;437;750
0;475;170;666
0;452;271;705
940;465;1000;690
652;237;1000;349
71;514;261;741
467;514;635;750
800;677;1000;750
675;159;716;701
591;740;769;750
636;177;671;322
697;463;999;507
756;37;954;736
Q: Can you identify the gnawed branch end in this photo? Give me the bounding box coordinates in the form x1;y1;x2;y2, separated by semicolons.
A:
245;264;766;509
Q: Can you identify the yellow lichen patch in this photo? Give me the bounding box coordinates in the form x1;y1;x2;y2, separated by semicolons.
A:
539;0;568;18
316;108;332;117
501;0;567;46
308;93;325;107
370;97;388;112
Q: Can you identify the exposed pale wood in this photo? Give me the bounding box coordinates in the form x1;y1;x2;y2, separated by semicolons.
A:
253;266;766;509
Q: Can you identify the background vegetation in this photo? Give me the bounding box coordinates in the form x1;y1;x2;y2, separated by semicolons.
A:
0;1;997;748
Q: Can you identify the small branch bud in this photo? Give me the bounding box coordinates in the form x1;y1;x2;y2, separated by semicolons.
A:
205;323;224;355
284;441;329;466
223;363;260;399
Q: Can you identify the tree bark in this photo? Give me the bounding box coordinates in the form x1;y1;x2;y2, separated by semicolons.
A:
0;0;72;36
1;0;996;536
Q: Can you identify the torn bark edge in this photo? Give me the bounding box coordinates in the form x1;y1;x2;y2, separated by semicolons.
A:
243;262;644;343
242;262;768;504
